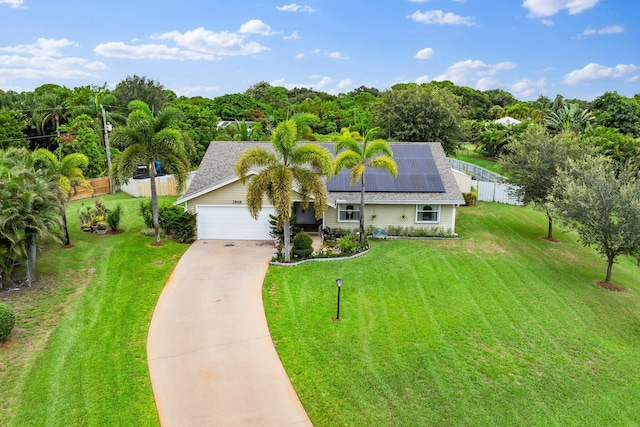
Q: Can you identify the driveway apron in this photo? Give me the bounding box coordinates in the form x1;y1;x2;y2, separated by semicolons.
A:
147;240;312;427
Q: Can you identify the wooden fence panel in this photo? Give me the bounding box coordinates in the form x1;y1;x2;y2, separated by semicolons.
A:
70;177;111;201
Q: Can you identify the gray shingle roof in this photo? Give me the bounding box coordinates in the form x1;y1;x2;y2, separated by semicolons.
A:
178;141;464;205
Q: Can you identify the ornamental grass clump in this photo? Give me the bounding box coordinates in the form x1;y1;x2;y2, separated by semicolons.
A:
0;303;16;344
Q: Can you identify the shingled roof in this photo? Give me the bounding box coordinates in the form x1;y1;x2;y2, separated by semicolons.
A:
177;141;464;205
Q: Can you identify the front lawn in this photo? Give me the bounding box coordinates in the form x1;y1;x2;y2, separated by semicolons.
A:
263;203;640;426
0;193;189;427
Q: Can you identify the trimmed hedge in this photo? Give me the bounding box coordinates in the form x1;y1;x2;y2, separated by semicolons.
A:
292;231;313;258
0;303;16;344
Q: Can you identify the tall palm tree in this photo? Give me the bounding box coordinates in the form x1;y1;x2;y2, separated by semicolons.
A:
34;93;67;138
111;101;190;243
333;127;398;244
0;148;63;285
32;149;92;246
235;117;333;261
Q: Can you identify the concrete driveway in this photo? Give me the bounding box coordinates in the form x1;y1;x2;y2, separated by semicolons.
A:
147;240;312;427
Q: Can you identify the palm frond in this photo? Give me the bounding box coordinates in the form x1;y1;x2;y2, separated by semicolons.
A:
271;119;298;155
350;164;366;186
235;148;278;182
290;144;334;175
364;139;394;159
369;156;398;177
334;151;362;175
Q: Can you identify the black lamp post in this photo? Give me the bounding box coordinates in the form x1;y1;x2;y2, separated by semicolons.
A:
334;278;343;321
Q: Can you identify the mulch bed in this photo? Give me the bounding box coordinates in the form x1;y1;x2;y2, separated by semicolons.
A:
542;236;562;243
597;281;628;293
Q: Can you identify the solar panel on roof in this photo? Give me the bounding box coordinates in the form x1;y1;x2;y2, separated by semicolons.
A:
325;143;445;193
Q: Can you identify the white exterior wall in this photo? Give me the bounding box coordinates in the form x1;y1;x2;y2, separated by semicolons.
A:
324;203;456;233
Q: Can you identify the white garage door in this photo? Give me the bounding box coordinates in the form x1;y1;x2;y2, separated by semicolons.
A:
196;205;275;240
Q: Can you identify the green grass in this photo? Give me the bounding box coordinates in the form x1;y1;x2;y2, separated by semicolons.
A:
452;144;502;175
263;203;640;426
0;193;189;427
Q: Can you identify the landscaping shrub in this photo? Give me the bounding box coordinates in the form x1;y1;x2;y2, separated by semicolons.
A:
384;226;455;238
462;185;478;206
106;204;123;231
158;205;197;243
292;231;313;258
337;234;361;254
0;303;16;344
269;214;301;245
138;200;154;229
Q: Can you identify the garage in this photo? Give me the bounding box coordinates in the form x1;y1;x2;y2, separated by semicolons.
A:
196;205;275;240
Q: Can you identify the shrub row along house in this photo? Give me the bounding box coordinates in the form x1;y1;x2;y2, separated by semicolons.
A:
175;141;464;240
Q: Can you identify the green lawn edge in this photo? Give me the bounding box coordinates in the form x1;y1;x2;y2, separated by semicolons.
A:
0;193;189;427
264;202;640;426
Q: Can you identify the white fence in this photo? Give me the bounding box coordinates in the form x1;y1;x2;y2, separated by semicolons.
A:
472;180;522;205
120;171;196;198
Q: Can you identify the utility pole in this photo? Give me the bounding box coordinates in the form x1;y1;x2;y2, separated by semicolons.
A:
100;105;114;193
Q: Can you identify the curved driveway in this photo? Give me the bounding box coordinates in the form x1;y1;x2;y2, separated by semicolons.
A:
147;240;312;427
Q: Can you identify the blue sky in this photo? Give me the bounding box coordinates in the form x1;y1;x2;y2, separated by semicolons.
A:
1;0;638;101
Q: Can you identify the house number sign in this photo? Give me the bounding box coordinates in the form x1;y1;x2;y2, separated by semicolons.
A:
232;200;243;204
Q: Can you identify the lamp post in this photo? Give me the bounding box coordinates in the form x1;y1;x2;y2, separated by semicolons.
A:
334;278;343;321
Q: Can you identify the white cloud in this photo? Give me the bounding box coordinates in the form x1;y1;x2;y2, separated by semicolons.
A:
0;0;25;8
541;19;554;26
295;53;305;58
311;49;349;59
409;10;475;26
338;78;353;90
415;47;435;59
435;59;517;84
581;25;624;36
0;38;104;83
315;76;333;89
626;76;640;83
271;75;349;93
277;3;317;13
508;78;546;98
564;62;639;84
0;38;78;57
476;77;545;99
175;86;220;97
415;75;430;84
152;26;270;57
522;0;599;18
238;19;275;36
284;31;300;40
94;42;213;60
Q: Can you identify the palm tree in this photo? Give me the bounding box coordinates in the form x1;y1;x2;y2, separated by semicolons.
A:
34;93;67;138
0;148;63;285
333;127;398;244
545;103;595;134
110;101;190;243
235;117;333;261
32;149;92;246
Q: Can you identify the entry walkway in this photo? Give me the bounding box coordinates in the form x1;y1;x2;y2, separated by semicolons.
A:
147;240;312;427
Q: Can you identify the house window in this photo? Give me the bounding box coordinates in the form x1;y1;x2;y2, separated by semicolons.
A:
338;204;360;222
416;205;439;223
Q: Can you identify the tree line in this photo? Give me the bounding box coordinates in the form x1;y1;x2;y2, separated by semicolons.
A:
2;75;640;285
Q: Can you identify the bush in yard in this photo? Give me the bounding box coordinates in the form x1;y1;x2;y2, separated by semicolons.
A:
292;231;314;258
0;303;16;344
107;204;123;231
138;200;154;229
158;205;197;243
337;234;361;254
